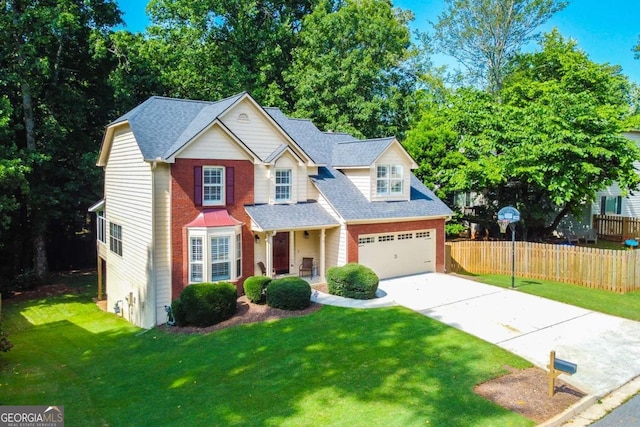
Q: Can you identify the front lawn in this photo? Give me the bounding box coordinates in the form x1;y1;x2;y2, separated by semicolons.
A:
466;274;640;321
0;275;534;427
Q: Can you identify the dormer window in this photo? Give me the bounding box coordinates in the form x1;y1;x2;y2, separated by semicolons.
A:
275;168;292;202
377;165;403;195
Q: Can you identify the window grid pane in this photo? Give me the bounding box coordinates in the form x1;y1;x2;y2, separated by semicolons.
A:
210;236;230;281
235;233;242;278
275;169;292;201
377;164;403;195
109;223;123;256
203;167;224;204
190;237;203;282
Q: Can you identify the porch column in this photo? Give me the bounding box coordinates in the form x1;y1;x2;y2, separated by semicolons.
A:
265;231;275;278
320;228;326;281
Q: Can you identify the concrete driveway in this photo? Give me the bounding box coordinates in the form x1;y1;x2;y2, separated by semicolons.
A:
378;273;640;397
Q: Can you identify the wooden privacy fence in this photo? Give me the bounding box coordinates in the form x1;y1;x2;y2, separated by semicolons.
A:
593;214;640;241
446;241;640;293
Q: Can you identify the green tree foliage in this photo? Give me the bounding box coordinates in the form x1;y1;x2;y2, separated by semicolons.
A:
433;0;567;93
405;30;640;238
286;0;419;138
0;0;122;280
129;0;322;108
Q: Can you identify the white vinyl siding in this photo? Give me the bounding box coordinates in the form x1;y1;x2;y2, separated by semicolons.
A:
104;126;155;328
343;169;371;201
178;125;252;160
152;163;172;323
220;100;290;160
254;164;270;204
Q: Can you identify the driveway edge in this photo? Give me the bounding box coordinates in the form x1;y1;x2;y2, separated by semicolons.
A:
556;375;640;426
538;395;598;427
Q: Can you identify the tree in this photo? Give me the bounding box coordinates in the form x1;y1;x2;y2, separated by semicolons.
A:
139;0;322;107
286;0;419;139
405;30;640;238
432;0;567;93
0;0;122;279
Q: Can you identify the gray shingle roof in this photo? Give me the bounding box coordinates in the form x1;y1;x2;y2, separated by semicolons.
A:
331;138;395;167
311;167;453;220
111;93;245;160
264;108;356;164
245;201;340;231
110;93;453;222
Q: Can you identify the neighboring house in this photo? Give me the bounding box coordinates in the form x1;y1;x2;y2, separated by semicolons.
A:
560;130;640;234
89;93;453;328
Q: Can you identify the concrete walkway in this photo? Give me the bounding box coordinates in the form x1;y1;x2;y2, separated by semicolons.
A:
313;273;640;398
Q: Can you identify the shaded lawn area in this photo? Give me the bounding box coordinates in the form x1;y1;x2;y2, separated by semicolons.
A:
1;285;534;427
465;274;640;321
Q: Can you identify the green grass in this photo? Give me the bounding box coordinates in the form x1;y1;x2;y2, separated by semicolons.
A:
463;273;640;321
0;276;534;427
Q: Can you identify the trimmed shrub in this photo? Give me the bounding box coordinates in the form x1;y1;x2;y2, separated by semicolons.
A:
171;282;237;327
243;276;272;304
266;277;311;310
326;263;379;299
171;298;186;326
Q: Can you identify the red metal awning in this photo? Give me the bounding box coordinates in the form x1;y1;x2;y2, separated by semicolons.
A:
185;209;243;228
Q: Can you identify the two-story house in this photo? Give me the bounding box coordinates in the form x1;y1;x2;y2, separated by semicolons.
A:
89;93;453;328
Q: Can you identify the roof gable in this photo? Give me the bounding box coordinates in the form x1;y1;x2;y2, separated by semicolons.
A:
99;93;317;167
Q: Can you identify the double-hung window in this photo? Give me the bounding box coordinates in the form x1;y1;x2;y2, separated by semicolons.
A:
275;168;292;202
210;236;230;281
96;211;106;244
109;223;123;256
189;237;204;282
203;166;224;205
376;165;403;196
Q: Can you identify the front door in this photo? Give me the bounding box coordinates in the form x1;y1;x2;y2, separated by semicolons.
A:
273;232;290;274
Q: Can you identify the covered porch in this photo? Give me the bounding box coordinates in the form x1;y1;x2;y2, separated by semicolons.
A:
245;202;341;282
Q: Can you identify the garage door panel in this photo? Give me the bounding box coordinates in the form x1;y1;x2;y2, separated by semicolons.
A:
358;230;435;279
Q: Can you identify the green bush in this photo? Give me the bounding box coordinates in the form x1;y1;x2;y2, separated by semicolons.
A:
326;263;379;299
171;298;185;326
171;282;237;327
266;277;311;310
243;276;272;303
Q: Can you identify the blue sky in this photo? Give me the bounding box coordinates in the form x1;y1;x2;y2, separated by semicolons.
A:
118;0;640;84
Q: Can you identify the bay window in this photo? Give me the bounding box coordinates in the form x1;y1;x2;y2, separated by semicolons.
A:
188;226;242;283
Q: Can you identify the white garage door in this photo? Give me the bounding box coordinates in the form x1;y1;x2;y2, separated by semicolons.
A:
357;229;436;279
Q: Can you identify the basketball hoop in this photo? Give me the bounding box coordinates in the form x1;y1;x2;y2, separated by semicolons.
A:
497;206;521;289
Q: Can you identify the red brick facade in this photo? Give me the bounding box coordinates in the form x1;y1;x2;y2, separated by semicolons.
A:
170;158;255;298
346;219;447;272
